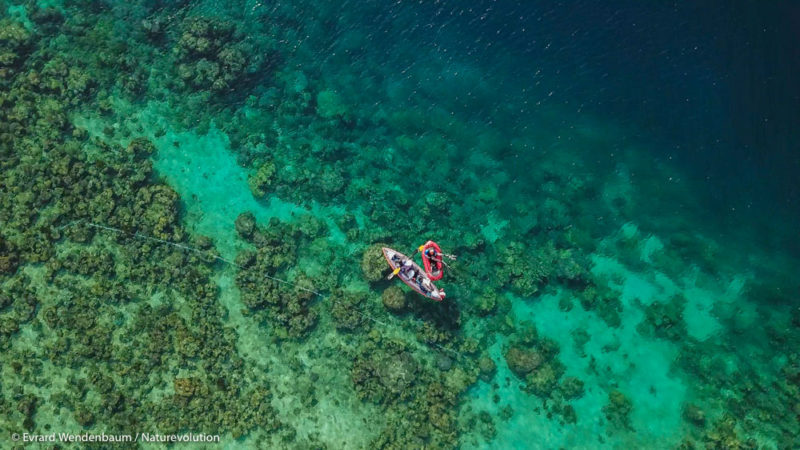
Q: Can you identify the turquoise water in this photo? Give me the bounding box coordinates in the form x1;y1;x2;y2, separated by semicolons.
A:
1;0;799;448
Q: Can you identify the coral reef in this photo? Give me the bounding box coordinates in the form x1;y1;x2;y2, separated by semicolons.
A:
637;294;688;341
0;7;290;442
602;390;633;431
702;415;751;449
499;322;586;424
0;18;33;81
560;376;585;400
577;282;623;328
478;355;497;382
330;288;369;331
682;403;706;427
234;211;257;239
0;236;19;274
234;215;319;339
351;334;471;448
316;89;349;120
496;241;590;297
352;345;419;405
248;160;276;198
1;0;796;448
474;290;499;316
173;17;267;94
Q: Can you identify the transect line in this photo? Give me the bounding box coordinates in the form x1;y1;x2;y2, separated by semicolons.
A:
59;220;465;359
83;221;323;296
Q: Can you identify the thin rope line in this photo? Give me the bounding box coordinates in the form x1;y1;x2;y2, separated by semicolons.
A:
59;220;465;359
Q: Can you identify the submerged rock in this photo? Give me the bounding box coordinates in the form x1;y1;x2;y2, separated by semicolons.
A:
504;346;542;378
378;352;418;393
478;356;497;381
0;237;19;274
683;403;706;427
174;377;196;397
436;354;453;372
524;363;559;397
234;211;256;238
603;390;633;430
248;161;276;198
560;376;585;400
361;243;389;283
382;285;406;312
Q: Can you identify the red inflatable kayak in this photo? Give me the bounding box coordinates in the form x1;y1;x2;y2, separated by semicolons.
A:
421;240;443;281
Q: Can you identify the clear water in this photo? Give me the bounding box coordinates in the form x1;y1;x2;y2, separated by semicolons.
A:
1;1;798;448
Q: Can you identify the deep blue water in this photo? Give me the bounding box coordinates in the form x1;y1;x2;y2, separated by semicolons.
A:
386;0;800;246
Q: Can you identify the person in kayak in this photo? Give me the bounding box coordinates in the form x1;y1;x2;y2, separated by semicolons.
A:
424;246;442;263
388;258;415;280
392;259;433;292
383;247;447;300
420;240;456;281
420;277;435;293
424;246;442;279
400;259;415;279
410;266;437;296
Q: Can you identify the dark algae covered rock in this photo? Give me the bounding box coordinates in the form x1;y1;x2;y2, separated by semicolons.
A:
381;285;406;312
603;390;633;431
361;243;390;283
505;346;543;377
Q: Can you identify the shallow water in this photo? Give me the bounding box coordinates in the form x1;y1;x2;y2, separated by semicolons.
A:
1;1;798;448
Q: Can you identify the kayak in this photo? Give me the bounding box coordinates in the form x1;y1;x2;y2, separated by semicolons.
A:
421;240;443;281
383;247;445;301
